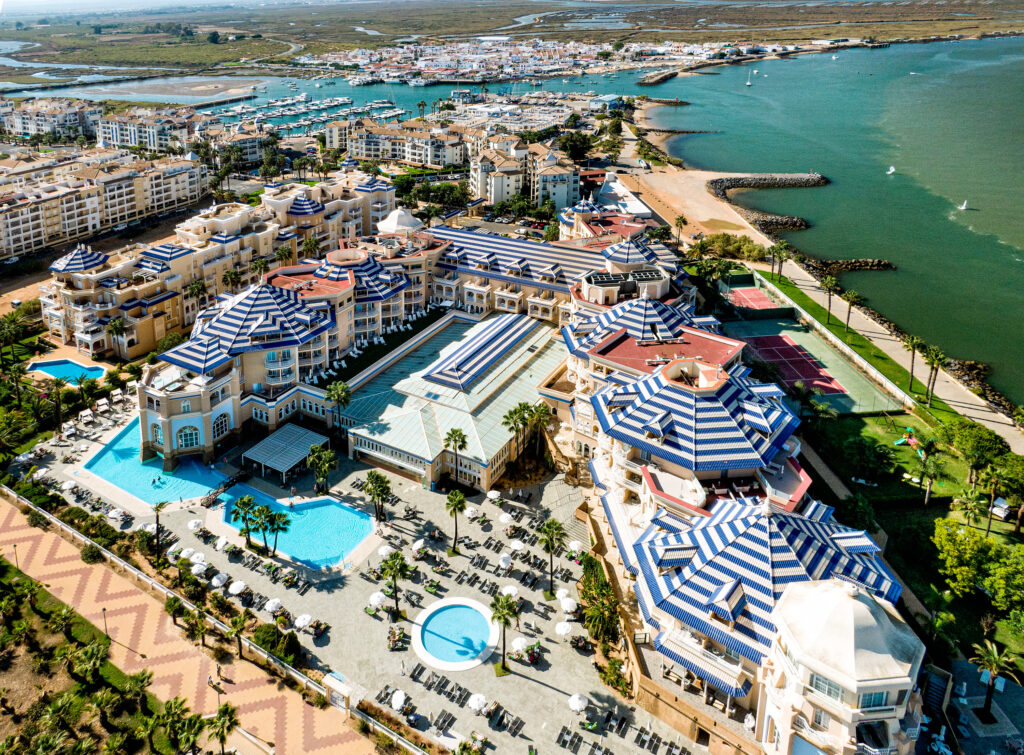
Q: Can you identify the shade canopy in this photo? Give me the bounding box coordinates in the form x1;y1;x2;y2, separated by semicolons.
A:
511;637;528;652
241;424;330;482
369;591;387;608
187;519;203;531
391;689;407;711
556;588;570;600
465;506;478;519
499;513;513;525
61;480;76;491
179;547;195;560
498;554;512;568
568;694;589;713
501;585;519;598
468;693;487;711
228;581;246;595
568;540;583;553
509;540;525;552
487;490;501;500
412;538;425;550
190;552;206;564
561;598;578;613
294;614;313;629
211;573;229;588
378;545;395;558
215;536;228;550
265;598;282;612
191;563;207;576
555;621;573;637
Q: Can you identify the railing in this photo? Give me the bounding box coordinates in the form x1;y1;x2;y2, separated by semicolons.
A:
0;484;430;755
792;716;837;750
264;353;295;368
856;743;896;755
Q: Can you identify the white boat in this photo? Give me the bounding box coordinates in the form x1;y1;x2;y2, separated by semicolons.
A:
408;79;428;87
957;200;968;210
886;166;896;175
746;70;752;87
832;55;838;60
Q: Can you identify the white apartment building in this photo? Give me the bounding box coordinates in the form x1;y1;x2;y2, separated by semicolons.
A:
2;98;102;138
468;141;580;209
469;148;525;205
347;120;467;168
99;115;189;152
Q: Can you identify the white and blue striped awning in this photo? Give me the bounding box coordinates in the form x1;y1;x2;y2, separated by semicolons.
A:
287;196;325;216
634;500;900;668
50;244;108;273
424;313;540;391
161;336;232;374
142;243;192;263
561;297;698;357
136;258;170;275
572;199;603;214
191;283;334;353
602;237;661;266
590;363;799;472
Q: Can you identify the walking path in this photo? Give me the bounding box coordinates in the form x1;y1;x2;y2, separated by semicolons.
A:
0;499;373;755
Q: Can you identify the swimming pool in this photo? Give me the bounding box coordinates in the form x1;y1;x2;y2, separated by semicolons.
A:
84;418;227;505
221;488;372;570
29;358;106;384
413;598;497;671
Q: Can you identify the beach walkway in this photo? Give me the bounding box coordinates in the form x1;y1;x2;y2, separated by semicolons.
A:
0;499;373;755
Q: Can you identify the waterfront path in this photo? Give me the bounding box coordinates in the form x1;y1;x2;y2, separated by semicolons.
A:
0;499;373;755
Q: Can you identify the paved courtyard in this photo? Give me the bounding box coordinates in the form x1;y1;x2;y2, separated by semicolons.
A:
33;410;692;754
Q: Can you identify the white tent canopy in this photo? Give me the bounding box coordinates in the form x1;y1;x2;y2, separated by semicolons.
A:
241;424;330;483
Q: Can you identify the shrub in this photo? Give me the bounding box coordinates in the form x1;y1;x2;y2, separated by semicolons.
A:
209;592;233;616
357;718;371;735
80;544;103;563
374;732;398;754
313;693;329;709
27;510;49;529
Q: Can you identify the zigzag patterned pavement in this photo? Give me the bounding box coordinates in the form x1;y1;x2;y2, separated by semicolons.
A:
0;500;374;755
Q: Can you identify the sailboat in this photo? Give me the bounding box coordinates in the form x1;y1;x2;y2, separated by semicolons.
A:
957;200;968;210
832;55;838;60
886;166;896;175
746;70;752;87
753;69;758;74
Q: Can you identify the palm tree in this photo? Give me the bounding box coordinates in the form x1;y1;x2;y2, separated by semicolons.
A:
221;269;242;292
305;444;337;494
267;511;291;556
953;488;987;529
231;494;258;548
210;703;240;755
767;241;791;280
971;640;1020;716
325;380;352;435
47;605;76;640
673;214;687;243
161;697;190;752
919;456;951;506
122;669;153;710
88;688;119;729
153;500;168;551
47;377;68;431
380;551;412;619
178;713;207;755
840;290;864;333
820;275;840;324
924;345;948;407
417;100;427;118
249;257;269;278
274;245;294;266
903;335;925;392
445;490;467;552
444;427;468;485
489;593;519;671
105;317;128;358
185;610;209;648
365;469;392;522
227;610;252;659
529;403;553;456
186;278;208;302
979;464;1003;537
135;715;160;751
73;640;109;682
583;589;619;641
165;595;183;626
252;504;272;550
538;519;568;597
300;236;321;260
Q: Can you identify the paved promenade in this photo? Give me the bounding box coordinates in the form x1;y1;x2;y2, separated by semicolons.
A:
0;500;373;755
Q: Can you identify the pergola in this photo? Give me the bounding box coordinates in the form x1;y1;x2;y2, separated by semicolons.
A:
241;424;329;484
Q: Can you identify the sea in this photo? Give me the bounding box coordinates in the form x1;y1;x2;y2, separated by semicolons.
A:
7;36;1023;403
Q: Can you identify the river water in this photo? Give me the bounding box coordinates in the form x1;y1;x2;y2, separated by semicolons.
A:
7;38;1023;402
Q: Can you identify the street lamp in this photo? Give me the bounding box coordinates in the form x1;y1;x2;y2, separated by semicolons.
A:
11;543;18;570
102;607;108;637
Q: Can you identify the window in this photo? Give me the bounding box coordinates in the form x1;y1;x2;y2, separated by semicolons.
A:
810;673;844;701
213;413;230;439
176;425;200;449
180;400;191;413
859;691;889;709
813;708;830;728
150;423;163;445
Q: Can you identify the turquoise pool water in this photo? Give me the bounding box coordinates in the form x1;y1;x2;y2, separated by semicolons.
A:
84;418;226;505
420;605;490;663
221;488;372;570
30;359;105;384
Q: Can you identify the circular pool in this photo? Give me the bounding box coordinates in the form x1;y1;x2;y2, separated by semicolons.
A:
412;598;498;671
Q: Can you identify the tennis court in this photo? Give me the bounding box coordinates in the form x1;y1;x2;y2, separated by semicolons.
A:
729;286;778;310
723;318;903;414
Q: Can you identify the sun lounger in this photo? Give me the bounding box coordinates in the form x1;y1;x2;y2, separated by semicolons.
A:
615;716;630;737
436;677;450;695
569;733;583;753
509;716;525;737
589;742;602;755
649;733;662;753
635;728;648;745
424;673;437;690
411;663;425;682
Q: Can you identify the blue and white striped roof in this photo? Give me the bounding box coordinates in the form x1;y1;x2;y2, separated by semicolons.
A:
136;258;170;275
424;314;541;391
161;335;233;374
561;297;698;356
49;245;108;273
633;500;900;669
341;157;359;168
142;244;193;263
356;177;392;193
601;237;661;266
591;362;799;472
287;196;325;216
191;283;334;353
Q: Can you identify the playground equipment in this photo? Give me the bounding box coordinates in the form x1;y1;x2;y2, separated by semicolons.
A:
894;427;925;458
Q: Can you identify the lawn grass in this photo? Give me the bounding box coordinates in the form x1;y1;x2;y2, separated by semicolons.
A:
753;270;959;424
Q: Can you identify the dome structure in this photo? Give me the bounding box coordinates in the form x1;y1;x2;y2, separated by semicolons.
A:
377;207;424;235
49;244;108;273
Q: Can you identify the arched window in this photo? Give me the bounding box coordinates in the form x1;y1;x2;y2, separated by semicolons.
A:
151;423;163;445
212;414;230;439
176;425;200;450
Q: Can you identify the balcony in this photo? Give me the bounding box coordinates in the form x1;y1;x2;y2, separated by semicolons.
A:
265;369;296;385
658;630;749;695
265;353;295;368
792;716;838;751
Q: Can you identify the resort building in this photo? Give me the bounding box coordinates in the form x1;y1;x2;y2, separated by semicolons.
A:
0;147;133;189
525;143;581;209
0;98;102;139
597;172;653;218
97;107;220;152
0;157;208;261
558;198;653;244
204;124;267;166
346;120;468;169
468;142;580;208
469;148;525;205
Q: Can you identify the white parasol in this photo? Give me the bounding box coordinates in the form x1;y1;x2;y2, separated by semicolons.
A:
391;689;406;711
60;479;76;491
143;522;158;534
468;693;487;712
501;584;519;597
556;588;570;600
498;553;512;568
568;694;589;713
465;506;477;519
511;637;528;652
190;552;206;564
377;544;394;558
107;509;125;521
228;580;246;595
568;540;583;553
179;547;195;560
555;621;573;638
167;543;183;556
369;591;387;608
560;597;578;613
211;573;229;588
190;563;207;576
32;469;47;481
264;598;282;613
499;513;513;525
412;538;425;550
187;519;203;531
215;536;228;551
509;539;525;552
294;614;313;629
487;490;501;500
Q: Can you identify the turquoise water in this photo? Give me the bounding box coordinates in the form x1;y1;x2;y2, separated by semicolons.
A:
221;488;371;570
83;418;226;504
30;359;105;384
420;604;490;663
647;38;1024;403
